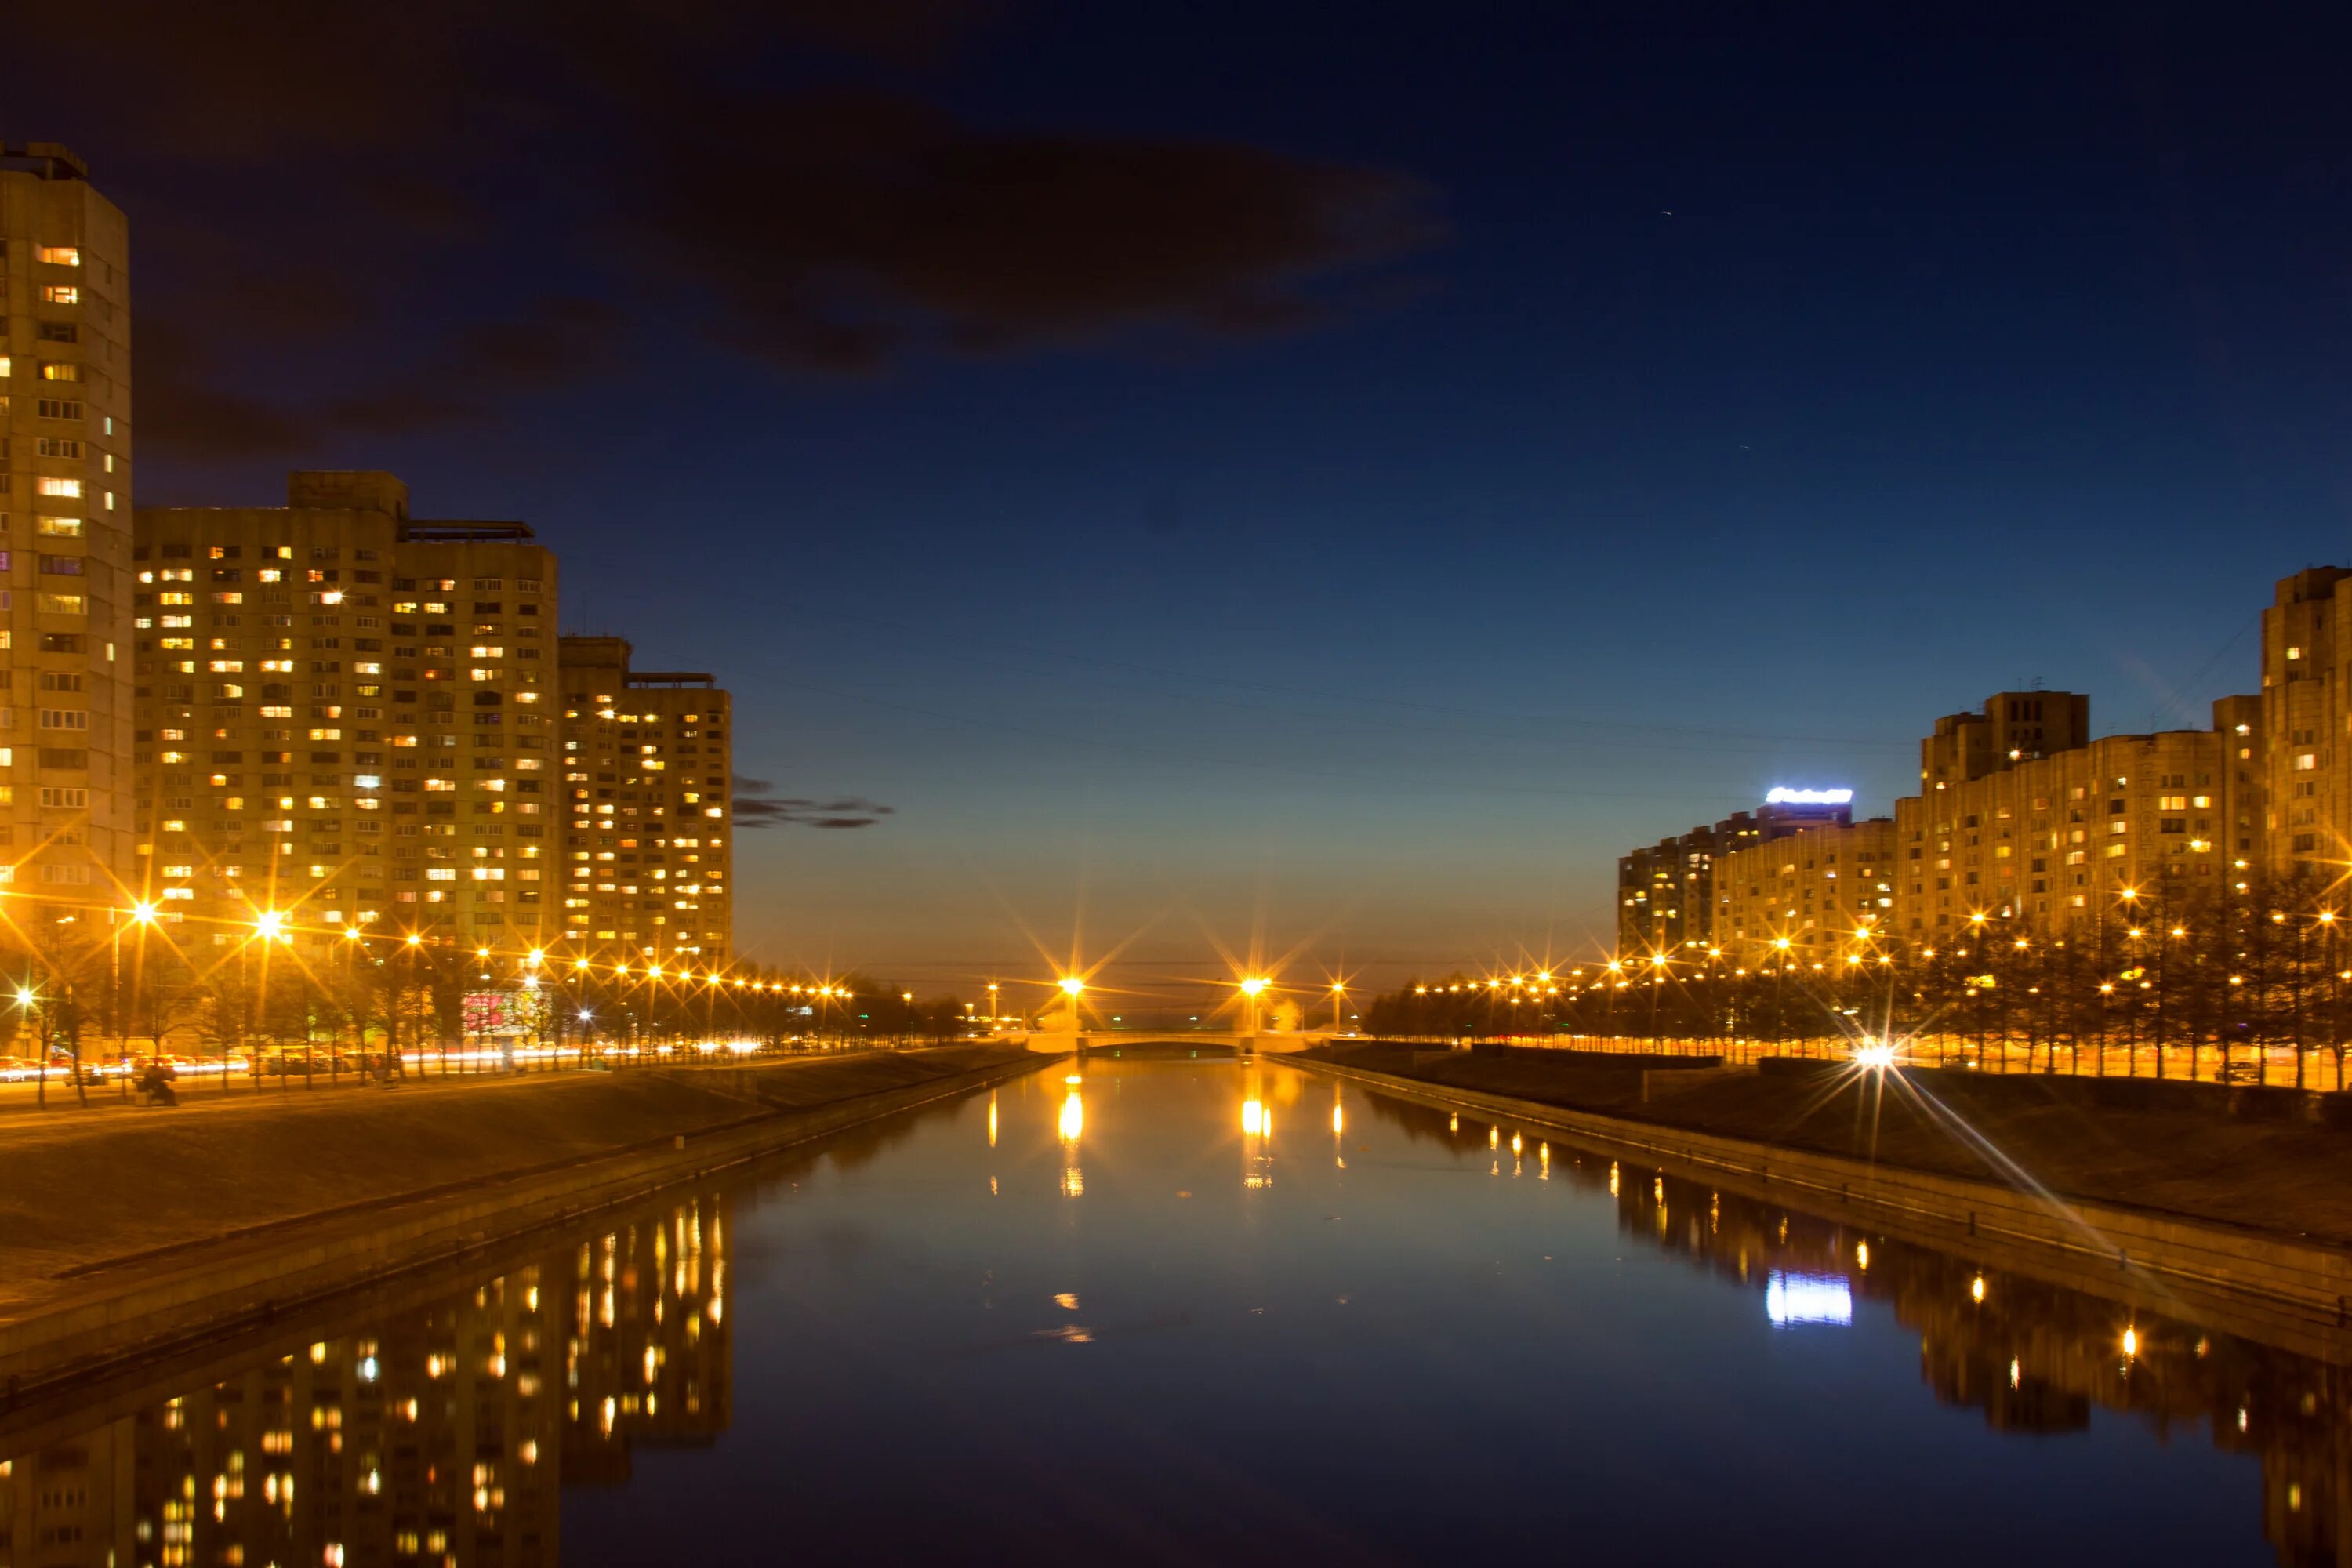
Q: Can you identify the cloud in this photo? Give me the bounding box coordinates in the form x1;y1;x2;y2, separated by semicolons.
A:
626;90;1445;373
734;780;896;829
140;298;621;460
15;2;1444;458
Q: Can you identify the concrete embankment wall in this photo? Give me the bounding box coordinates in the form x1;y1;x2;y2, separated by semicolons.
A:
1292;1055;2352;1363
0;1047;1055;1396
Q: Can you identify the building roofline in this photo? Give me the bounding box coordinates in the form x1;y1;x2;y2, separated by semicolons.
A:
0;142;89;180
397;520;536;543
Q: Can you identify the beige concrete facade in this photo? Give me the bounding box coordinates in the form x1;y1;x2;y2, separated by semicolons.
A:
557;637;731;962
1712;816;1896;960
132;474;559;949
2262;568;2352;874
1644;680;2268;960
1919;690;2090;790
1616;800;1852;955
0;145;133;909
1893;714;2249;938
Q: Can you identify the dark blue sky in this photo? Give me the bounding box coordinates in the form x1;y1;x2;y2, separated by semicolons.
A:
20;2;2352;996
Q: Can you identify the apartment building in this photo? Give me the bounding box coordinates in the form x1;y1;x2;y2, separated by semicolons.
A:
132;473;559;949
1712;816;1898;958
1918;690;2091;790
557;637;731;963
2263;568;2352;873
1891;705;2253;938
0;143;133;906
1616;797;1853;955
1632;676;2273;964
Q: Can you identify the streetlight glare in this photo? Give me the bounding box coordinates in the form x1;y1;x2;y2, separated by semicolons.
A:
1059;976;1085;996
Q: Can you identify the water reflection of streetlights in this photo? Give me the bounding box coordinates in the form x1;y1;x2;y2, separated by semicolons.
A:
1240;1079;1274;1189
1059;1073;1084;1196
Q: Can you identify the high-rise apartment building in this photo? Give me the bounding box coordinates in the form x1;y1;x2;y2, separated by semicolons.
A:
1625;677;2273;964
1713;816;1897;956
133;474;559;949
557;637;732;963
1891;710;2249;938
2261;568;2352;873
1918;690;2090;790
1616;797;1853;954
0;143;132;907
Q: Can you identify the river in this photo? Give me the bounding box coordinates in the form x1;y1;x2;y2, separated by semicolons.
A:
1;1055;2338;1565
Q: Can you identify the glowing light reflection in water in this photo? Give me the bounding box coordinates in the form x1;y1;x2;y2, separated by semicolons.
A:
0;1059;2332;1567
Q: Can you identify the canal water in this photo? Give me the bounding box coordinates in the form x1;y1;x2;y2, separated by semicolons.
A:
2;1057;2341;1565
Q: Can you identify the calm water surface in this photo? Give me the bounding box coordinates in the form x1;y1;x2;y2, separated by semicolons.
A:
3;1058;2342;1565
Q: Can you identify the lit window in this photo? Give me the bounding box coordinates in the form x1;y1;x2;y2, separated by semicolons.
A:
35;245;81;266
39;362;81;383
39;285;78;304
35;477;79;498
36;515;82;537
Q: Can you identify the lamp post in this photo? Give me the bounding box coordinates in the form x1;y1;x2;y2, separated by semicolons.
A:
405;931;426;1078
115;902;158;1085
1237;976;1268;1040
2321;910;2343;1091
1059;975;1086;1043
16;983;42;1109
251;911;289;1091
339;924;365;1083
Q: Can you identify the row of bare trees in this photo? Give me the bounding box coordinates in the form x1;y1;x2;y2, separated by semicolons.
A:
1362;867;2352;1087
0;914;987;1106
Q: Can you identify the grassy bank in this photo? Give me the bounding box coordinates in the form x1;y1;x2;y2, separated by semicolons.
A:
1301;1041;2352;1243
1;1047;1039;1327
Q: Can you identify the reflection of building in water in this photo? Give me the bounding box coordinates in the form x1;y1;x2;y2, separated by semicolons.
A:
0;1425;133;1566
0;1191;731;1568
564;1196;735;1487
1360;1088;2352;1566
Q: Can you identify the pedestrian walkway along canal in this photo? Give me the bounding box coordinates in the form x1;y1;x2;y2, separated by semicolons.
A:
2;1058;2340;1565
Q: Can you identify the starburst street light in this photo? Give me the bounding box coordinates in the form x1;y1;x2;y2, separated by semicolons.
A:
253;910;288;942
1238;977;1269;997
128;902;158;926
1059;976;1085;997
